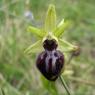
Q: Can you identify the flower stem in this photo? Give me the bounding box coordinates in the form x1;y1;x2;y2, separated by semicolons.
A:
59;75;71;95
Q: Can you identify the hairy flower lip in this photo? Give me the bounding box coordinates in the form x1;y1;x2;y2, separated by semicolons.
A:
36;50;64;81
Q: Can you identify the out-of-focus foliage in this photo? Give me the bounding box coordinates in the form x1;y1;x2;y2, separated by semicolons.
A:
0;0;95;95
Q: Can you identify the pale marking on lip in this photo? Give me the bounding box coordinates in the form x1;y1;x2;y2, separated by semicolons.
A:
45;50;58;72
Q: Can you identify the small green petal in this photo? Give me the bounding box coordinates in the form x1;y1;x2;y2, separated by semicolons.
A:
58;39;76;52
54;20;69;38
24;40;43;54
27;26;45;38
45;4;56;33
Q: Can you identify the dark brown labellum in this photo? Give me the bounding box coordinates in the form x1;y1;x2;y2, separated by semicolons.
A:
36;39;64;81
36;50;64;81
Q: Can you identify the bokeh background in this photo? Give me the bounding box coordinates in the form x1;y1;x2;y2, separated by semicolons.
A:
0;0;95;95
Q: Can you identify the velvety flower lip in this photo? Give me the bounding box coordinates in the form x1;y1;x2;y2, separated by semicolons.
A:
36;49;64;81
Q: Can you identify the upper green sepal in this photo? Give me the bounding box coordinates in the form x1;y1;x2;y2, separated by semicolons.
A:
44;4;56;32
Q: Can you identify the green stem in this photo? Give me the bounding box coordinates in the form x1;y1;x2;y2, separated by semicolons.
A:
59;76;71;95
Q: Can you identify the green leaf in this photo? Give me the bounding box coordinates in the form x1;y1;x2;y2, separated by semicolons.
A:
45;4;56;33
27;26;45;38
24;40;43;54
54;20;69;37
58;39;76;52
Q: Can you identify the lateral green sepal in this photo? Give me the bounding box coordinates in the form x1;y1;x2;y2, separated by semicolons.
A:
24;40;43;54
58;39;76;52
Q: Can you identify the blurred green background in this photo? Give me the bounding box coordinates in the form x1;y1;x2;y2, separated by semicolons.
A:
0;0;95;95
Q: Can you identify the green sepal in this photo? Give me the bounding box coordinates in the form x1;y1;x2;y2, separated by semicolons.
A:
58;39;76;52
27;26;45;38
45;4;56;32
24;40;43;54
54;19;69;38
